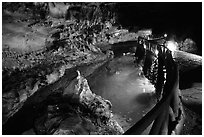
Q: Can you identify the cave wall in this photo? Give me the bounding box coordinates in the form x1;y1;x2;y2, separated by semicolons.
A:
116;2;202;55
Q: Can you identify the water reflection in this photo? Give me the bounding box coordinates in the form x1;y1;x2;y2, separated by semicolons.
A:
89;55;157;132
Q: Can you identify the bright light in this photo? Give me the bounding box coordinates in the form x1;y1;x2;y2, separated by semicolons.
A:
155;49;159;56
166;41;178;51
143;44;147;49
164;33;167;37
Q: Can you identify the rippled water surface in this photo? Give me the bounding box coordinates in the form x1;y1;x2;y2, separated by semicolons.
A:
89;55;157;132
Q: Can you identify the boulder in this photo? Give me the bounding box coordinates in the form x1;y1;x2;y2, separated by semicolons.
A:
178;38;197;54
33;70;124;135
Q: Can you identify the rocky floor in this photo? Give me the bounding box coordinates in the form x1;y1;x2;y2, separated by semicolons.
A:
181;105;202;135
2;3;202;135
180;82;202;135
3;70;124;135
181;83;202;115
2;4;124;134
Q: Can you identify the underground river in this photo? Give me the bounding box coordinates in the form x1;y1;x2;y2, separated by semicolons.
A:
89;55;157;132
3;54;157;134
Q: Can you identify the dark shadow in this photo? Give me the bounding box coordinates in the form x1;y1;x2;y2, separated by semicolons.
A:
116;3;202;56
135;92;155;106
180;66;202;89
111;41;139;58
181;100;202;116
2;104;39;135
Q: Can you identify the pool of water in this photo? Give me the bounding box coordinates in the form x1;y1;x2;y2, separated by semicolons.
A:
89;55;157;132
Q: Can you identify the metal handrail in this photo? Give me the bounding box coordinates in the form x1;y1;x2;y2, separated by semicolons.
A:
124;37;182;135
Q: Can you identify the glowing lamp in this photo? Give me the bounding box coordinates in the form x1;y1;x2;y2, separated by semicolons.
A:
166;41;178;52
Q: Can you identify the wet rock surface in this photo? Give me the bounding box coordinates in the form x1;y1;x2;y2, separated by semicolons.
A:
2;2;202;135
181;83;202;114
2;3;145;127
180;82;202;135
34;72;123;135
2;52;108;124
2;3;118;134
180;105;202;135
2;2;106;126
2;5;126;132
3;70;124;135
173;51;202;73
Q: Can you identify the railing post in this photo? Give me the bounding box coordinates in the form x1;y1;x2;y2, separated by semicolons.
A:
170;64;180;118
149;107;168;135
124;39;183;135
159;107;169;134
155;46;165;100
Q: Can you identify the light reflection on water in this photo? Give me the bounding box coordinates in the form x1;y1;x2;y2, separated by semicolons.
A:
90;56;157;132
